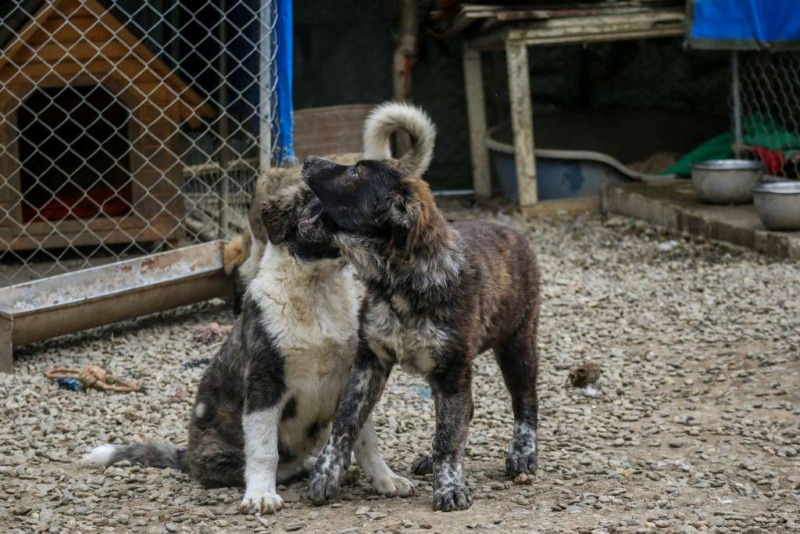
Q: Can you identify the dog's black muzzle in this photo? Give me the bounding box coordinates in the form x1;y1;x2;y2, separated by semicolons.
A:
302;156;342;192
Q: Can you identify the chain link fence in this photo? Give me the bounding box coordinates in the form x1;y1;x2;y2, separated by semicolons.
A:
0;0;281;286
734;51;800;179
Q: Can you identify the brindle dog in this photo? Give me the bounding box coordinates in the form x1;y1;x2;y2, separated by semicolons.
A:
299;157;541;512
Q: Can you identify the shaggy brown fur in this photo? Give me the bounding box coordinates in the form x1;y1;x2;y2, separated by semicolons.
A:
302;157;541;512
223;234;249;275
228;102;437;297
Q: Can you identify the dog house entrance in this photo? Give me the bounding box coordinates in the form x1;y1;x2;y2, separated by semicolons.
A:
18;86;132;223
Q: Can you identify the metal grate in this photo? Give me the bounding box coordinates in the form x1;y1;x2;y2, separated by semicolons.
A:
734;51;800;179
0;0;281;286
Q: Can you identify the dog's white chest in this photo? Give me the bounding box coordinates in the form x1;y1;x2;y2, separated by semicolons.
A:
363;299;446;375
249;253;362;459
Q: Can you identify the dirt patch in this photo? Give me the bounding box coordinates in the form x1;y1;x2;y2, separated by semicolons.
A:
1;211;798;533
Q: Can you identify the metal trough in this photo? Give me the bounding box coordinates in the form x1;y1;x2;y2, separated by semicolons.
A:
0;242;234;372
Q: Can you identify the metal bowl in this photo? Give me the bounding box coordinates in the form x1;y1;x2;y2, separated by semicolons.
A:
752;181;800;231
691;159;764;204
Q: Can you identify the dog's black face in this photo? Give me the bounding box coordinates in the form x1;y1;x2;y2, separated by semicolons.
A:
260;184;341;261
301;156;411;241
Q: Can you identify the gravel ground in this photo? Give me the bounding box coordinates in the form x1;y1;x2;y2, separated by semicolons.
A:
1;210;798;534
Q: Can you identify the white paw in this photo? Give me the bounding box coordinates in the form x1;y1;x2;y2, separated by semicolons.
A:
370;474;415;498
239;490;284;515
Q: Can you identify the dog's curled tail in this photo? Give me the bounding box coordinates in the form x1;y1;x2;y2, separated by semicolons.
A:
81;443;188;472
363;101;436;177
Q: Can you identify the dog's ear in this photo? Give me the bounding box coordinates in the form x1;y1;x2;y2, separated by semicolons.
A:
385;178;430;263
260;196;293;245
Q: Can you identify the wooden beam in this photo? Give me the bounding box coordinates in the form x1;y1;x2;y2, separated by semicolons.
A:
463;44;491;200
469;9;685;51
505;40;537;207
0;0;69;74
4;216;180;251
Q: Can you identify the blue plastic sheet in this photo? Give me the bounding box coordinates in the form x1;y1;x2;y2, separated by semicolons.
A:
275;0;296;166
689;0;800;50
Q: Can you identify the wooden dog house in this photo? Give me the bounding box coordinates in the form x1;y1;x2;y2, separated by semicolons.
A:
0;0;215;251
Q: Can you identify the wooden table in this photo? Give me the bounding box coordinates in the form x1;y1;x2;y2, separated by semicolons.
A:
462;7;686;207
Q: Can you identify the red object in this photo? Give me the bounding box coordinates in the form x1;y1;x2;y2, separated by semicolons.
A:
749;146;785;175
22;182;132;223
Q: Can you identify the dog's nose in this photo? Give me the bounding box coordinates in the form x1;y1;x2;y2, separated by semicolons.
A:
303;156;321;169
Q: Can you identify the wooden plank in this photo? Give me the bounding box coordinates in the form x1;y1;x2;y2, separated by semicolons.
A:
514;10;684;30
0;0;67;74
162;131;186;221
13;40;132;64
469;9;685;50
17;215;140;238
463;44;491;201
27;14;114;46
0;109;23;229
6;58;156;86
509;27;685;47
495;7;659;22
505;40;537;207
505;11;685;46
5;216;179;251
493;10;552;22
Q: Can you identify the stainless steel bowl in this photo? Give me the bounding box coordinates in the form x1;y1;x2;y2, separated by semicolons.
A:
691;159;764;204
752;181;800;231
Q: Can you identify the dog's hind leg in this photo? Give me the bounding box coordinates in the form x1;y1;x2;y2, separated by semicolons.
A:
494;329;539;476
410;453;433;476
428;361;474;512
191;448;245;488
353;414;414;498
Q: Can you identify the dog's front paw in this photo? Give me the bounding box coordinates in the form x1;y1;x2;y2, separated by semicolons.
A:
370;473;415;498
306;470;340;505
433;483;473;512
239;489;284;515
506;449;538;476
390;475;416;497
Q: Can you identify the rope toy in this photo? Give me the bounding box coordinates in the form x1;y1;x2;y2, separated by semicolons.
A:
44;366;142;393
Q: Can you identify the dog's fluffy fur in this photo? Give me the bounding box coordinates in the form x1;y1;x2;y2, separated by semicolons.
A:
301;157;541;512
231;102;437;290
83;184;413;514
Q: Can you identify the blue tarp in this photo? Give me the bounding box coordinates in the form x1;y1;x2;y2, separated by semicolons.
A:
689;0;800;50
275;0;295;166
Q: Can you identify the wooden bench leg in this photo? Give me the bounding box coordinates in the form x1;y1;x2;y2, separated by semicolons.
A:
505;39;538;207
463;44;491;201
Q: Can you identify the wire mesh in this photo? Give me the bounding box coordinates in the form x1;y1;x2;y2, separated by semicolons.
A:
735;51;800;179
0;0;280;286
